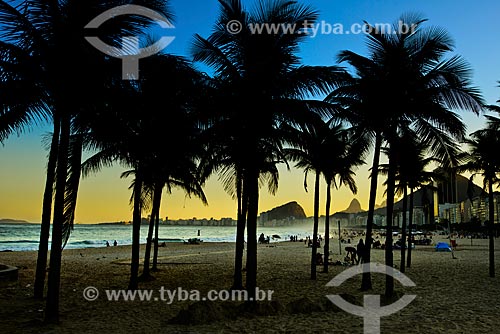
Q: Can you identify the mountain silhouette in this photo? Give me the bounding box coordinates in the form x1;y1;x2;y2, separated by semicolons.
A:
260;201;307;220
342;199;364;213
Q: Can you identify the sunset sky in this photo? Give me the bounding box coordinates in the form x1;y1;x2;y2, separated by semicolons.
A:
0;0;499;224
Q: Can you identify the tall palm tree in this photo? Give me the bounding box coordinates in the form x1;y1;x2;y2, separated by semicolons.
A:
404;155;441;269
139;129;209;279
0;0;172;321
458;128;500;278
198;106;257;290
82;54;208;289
380;132;440;272
201;134;282;290
126;164;207;281
0;0;57;300
328;13;483;295
283;114;366;278
191;0;346;298
321;128;367;274
136;54;209;280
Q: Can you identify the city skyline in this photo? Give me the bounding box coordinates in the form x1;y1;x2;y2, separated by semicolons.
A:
1;0;499;224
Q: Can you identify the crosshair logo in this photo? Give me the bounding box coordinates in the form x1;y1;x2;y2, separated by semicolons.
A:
326;263;416;334
84;5;175;80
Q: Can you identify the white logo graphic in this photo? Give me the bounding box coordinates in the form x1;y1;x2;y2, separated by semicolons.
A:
85;5;175;80
326;263;416;334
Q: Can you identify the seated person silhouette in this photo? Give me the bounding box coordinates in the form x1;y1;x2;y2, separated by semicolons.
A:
316;252;323;265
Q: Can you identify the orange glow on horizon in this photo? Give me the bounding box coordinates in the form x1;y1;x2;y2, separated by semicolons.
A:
0;135;386;224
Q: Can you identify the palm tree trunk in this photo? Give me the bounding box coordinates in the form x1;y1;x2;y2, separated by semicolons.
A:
34;118;60;299
152;203;161;272
385;149;396;299
362;131;382;291
45;114;70;323
488;179;495;278
233;171;246;290
245;170;259;300
400;186;407;272
311;170;320;280
407;189;414;268
128;170;143;290
142;184;162;279
323;180;331;273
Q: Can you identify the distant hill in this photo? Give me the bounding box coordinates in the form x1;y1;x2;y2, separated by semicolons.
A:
437;173;485;204
97;221;130;226
0;218;33;224
260;201;307;220
372;174;485;215
342;199;364;214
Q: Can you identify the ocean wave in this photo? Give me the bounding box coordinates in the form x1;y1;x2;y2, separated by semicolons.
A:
71;240;106;245
0;239;38;244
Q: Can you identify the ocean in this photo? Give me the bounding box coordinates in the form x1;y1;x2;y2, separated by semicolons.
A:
0;223;314;252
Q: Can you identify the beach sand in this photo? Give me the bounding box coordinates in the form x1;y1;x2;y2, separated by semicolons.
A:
1;237;499;333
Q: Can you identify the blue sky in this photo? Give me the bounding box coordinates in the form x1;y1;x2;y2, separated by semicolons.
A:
0;0;499;223
164;0;499;139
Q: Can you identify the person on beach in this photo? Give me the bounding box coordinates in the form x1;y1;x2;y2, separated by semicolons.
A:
316;252;323;265
356;239;365;264
345;246;357;264
113;240;117;247
106;241;110;247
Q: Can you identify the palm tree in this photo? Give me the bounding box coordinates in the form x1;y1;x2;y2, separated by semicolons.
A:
0;0;57;300
321;128;367;274
82;95;153;290
486;82;500;122
198;110;254;290
380;132;440;272
140;137;209;279
82;54;208;289
127;164;208;281
0;0;172;320
404;155;441;269
201;133;282;290
135;54;210;280
458;128;500;278
142;182;162;278
191;0;346;298
328;14;484;295
283;114;366;278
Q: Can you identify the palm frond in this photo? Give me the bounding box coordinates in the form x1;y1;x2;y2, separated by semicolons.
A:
61;133;83;249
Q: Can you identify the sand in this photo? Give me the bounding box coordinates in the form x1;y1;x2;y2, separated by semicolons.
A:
1;237;499;334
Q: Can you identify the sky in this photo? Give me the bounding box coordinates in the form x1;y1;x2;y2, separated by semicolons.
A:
0;0;499;224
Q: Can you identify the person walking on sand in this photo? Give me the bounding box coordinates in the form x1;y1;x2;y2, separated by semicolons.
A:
106;241;110;247
113;240;117;247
